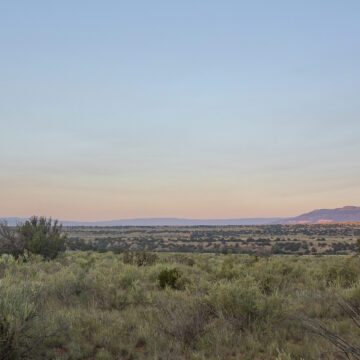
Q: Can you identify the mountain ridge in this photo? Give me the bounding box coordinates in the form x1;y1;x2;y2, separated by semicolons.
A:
2;206;360;226
278;206;360;224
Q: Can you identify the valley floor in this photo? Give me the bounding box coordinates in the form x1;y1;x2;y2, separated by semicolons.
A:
66;223;360;255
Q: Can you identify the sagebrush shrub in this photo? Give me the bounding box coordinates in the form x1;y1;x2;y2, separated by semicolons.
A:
135;251;158;266
155;295;214;347
122;250;134;264
207;278;262;329
123;250;158;266
158;268;182;289
0;279;48;359
319;257;359;287
167;254;195;267
0;316;15;359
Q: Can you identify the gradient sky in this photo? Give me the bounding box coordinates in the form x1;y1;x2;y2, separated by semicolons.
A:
1;1;360;220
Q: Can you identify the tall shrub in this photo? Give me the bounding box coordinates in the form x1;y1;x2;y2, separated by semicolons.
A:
19;216;66;260
0;222;25;259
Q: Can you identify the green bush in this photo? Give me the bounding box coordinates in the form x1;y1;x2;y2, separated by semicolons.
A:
208;279;261;328
158;268;182;289
0;217;67;260
206;276;285;330
0;279;48;359
317;257;359;287
19;217;66;260
111;247;124;255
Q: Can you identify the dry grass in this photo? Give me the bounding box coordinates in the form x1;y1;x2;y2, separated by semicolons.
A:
1;251;360;359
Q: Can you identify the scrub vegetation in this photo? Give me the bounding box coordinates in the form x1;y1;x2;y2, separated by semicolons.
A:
66;223;360;255
2;220;360;359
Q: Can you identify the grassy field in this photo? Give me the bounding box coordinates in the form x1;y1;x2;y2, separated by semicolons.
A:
2;250;360;359
66;223;360;254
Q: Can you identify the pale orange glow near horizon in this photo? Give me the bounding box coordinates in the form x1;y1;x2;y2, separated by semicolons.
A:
1;173;358;221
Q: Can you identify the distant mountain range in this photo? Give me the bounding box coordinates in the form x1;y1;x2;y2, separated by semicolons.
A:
278;206;360;224
1;206;360;226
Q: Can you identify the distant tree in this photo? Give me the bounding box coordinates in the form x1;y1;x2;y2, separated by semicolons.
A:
0;221;25;258
19;216;66;260
221;248;233;255
271;244;282;254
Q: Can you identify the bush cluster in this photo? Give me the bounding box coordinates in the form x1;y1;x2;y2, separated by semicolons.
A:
0;216;66;260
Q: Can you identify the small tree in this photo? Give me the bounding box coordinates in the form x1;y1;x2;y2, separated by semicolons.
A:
19;216;66;260
0;221;25;259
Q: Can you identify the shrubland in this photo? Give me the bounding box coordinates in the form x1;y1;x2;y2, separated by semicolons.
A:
65;224;360;255
1;248;360;359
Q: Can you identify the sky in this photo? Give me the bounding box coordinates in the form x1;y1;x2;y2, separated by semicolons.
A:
1;1;360;221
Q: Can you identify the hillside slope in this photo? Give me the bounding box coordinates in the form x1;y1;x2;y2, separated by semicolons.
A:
280;206;360;224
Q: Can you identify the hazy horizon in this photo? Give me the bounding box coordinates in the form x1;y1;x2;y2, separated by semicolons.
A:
1;1;360;221
2;206;360;223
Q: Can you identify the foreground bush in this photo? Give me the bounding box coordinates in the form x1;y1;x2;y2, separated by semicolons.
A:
0;278;51;359
155;294;215;348
0;217;66;260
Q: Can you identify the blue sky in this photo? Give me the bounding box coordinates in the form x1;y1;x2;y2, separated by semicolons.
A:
1;1;360;220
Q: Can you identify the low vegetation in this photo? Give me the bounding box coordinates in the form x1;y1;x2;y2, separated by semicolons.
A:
65;223;360;255
2;220;360;359
0;248;360;358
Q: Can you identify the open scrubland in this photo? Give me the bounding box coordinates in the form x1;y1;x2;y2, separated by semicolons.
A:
66;223;360;255
2;250;360;359
2;220;360;359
